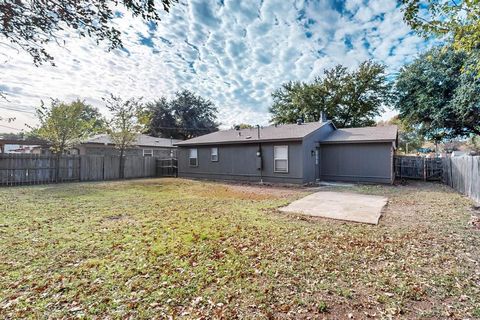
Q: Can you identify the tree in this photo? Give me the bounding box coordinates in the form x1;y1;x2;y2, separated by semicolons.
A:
0;132;25;140
394;46;480;140
402;0;480;55
80;103;108;135
0;0;176;65
104;95;144;178
269;61;392;128
145;97;178;138
467;135;480;155
32;99;103;154
269;81;326;124
146;90;219;140
378;116;424;154
232;123;254;129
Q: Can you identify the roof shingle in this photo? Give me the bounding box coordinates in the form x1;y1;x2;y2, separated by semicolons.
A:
320;126;398;143
175;122;330;146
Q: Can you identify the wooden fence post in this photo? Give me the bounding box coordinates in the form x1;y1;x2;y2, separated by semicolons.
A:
423;157;426;181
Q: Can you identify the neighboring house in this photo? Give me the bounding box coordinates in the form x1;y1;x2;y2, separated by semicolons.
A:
0;137;49;154
10;145;39;154
78;134;180;158
175;121;398;184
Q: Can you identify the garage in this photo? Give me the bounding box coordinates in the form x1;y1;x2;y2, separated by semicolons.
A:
319;126;397;184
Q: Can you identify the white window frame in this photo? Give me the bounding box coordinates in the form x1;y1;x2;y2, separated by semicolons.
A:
189;148;198;167
274;145;289;173
143;149;154;157
211;147;218;162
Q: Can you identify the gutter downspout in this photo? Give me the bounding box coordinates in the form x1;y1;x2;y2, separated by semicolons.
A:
258;143;263;184
256;125;263;184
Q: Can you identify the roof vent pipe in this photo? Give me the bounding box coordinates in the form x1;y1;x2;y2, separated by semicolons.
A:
320;111;327;123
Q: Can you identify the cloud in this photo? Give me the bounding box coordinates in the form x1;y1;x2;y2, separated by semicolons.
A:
0;0;430;132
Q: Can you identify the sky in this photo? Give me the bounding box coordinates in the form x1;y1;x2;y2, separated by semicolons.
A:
0;0;430;133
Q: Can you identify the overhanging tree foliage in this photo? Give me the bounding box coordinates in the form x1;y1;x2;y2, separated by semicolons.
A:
146;90;219;140
394;46;480;140
402;0;480;55
269;61;392;128
0;0;176;65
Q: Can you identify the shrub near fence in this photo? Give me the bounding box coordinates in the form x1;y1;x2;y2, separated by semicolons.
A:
443;155;480;204
0;154;159;186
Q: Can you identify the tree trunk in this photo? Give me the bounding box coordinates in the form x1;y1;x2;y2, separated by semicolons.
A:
119;147;124;179
55;153;61;183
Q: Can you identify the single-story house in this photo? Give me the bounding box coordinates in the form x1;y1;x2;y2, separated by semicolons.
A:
174;121;398;184
78;134;181;158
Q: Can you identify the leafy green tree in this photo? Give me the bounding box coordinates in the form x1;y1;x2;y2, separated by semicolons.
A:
269;61;392;128
0;0;176;65
104;95;144;178
395;47;480;140
269;81;326;124
32;99;104;154
402;0;480;54
0;132;24;139
145;97;177;138
232;123;254;129
146;90;219;140
467;135;480;155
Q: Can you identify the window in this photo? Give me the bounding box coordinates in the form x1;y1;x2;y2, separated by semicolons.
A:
143;149;153;157
189;148;198;167
211;147;218;162
274;145;288;173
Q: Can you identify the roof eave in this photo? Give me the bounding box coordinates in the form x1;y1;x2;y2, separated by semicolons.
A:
320;139;397;144
174;137;304;146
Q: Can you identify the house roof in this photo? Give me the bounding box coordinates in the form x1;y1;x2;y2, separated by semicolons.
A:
320;126;398;144
83;134;180;148
175;121;331;146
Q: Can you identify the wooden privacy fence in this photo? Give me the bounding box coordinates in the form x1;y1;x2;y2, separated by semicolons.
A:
443;155;480;204
394;155;443;181
156;158;177;177
0;154;163;186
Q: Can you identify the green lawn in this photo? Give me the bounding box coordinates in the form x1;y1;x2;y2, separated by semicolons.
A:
0;179;479;319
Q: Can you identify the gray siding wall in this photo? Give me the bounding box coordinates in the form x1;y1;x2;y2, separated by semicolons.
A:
177;141;304;184
320;142;394;184
79;145;176;158
302;123;336;183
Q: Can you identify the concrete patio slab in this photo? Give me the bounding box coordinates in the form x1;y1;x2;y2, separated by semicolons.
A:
279;191;388;225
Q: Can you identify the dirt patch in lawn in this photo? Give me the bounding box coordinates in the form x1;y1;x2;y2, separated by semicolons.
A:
194;181;307;200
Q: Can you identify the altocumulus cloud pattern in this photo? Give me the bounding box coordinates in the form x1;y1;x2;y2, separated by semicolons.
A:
0;0;428;130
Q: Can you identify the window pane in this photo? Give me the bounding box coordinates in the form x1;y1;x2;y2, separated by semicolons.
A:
189;158;197;166
189;148;197;158
275;159;288;172
274;146;288;159
211;147;218;161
